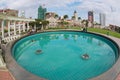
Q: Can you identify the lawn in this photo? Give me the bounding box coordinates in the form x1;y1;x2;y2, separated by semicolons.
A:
87;28;120;38
47;27;120;38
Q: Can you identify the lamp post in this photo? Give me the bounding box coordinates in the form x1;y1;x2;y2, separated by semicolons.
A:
39;22;43;30
85;20;88;32
83;21;87;32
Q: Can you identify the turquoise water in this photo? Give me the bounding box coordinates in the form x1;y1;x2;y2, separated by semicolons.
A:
12;31;118;80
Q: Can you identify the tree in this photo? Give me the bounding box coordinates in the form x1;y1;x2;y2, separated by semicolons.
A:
72;16;75;20
29;21;36;28
42;20;49;29
34;19;42;30
85;20;88;27
78;17;81;20
30;19;49;30
58;19;69;29
81;19;88;28
55;14;59;19
63;15;68;20
45;13;49;16
63;21;69;28
58;19;64;28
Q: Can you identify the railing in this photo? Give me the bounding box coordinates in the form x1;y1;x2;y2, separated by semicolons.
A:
2;35;21;43
0;49;6;69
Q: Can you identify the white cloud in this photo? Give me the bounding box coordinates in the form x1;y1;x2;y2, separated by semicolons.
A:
0;0;120;26
77;0;120;26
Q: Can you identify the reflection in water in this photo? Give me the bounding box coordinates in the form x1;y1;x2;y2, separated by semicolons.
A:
98;40;104;46
87;37;93;44
38;35;51;48
63;34;69;40
71;34;78;42
50;34;58;40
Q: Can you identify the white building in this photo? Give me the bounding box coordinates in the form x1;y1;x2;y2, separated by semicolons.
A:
46;17;58;28
45;12;58;28
99;13;106;28
74;10;78;21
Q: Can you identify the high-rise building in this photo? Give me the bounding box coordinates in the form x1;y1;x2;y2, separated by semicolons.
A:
0;9;18;17
88;11;94;23
38;5;47;20
99;13;106;27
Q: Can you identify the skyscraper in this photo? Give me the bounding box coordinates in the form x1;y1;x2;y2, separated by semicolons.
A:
88;11;94;23
99;13;106;27
38;5;47;20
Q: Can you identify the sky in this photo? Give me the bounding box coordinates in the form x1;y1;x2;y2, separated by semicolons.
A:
0;0;120;26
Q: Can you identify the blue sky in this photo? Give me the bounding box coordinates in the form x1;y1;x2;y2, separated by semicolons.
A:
0;0;120;26
47;1;87;19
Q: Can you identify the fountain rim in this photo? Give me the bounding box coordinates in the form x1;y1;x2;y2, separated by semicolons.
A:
4;30;120;80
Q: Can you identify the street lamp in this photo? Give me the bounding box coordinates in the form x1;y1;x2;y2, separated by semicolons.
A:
39;22;42;24
39;22;43;30
85;20;88;32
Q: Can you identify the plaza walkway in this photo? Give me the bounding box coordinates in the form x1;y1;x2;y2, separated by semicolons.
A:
108;36;120;80
116;74;120;80
0;69;14;80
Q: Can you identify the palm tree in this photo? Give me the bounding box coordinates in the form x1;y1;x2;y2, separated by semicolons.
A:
42;20;49;29
31;19;49;30
35;19;42;30
29;21;36;28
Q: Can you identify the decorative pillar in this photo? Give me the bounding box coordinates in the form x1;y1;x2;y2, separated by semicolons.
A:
13;21;16;35
34;24;36;30
23;22;25;32
8;21;11;36
27;22;30;31
18;22;21;34
41;25;44;30
1;20;4;39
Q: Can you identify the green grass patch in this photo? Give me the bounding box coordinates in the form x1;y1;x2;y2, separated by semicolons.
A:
46;27;120;38
88;28;120;38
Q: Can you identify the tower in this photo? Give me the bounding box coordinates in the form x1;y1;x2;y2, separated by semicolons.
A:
99;13;106;27
38;5;47;20
74;10;78;21
88;11;94;23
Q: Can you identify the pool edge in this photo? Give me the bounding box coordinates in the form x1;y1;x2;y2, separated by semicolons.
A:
4;30;120;80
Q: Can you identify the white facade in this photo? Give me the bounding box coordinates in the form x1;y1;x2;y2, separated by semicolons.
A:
46;17;58;28
0;14;35;42
74;11;78;21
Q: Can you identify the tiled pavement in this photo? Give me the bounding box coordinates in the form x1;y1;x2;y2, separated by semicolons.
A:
0;69;14;80
109;36;120;80
116;74;120;80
